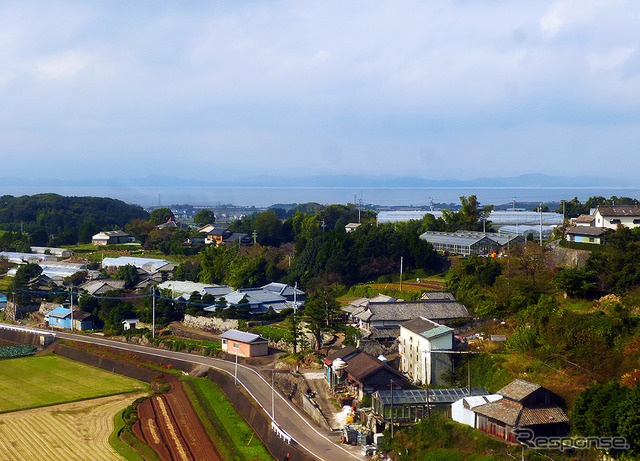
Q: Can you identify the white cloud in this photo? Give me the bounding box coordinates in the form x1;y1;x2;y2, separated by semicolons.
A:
539;0;625;38
588;47;635;71
34;50;92;81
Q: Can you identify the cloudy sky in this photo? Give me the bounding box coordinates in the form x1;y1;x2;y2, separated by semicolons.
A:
1;0;639;183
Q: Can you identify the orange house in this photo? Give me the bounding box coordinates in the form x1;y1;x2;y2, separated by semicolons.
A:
220;329;269;357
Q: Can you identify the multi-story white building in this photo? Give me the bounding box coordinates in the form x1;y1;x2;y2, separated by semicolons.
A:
399;317;453;386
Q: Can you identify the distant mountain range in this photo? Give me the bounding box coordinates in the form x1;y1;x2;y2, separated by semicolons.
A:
0;173;629;188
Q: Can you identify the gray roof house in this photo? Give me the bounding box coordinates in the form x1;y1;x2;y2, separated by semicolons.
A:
351;298;470;340
205;284;304;315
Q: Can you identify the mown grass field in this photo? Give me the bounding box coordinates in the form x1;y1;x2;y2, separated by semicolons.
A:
0;354;148;413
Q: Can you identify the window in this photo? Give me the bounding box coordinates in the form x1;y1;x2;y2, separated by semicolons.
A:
589;237;595;243
634;219;640;225
610;219;621;224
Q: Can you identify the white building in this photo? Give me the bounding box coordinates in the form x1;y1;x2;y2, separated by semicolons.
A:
451;395;503;428
593;205;640;230
399;316;453;386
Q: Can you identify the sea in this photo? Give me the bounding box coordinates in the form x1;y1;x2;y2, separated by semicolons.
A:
1;185;639;208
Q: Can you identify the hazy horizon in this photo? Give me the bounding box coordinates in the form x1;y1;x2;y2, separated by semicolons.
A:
2;1;640;182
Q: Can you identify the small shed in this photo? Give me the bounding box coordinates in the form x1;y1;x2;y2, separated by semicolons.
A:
220;329;269;357
122;319;140;330
452;394;503;428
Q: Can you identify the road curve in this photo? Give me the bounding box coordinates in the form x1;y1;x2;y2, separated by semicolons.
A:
34;328;364;461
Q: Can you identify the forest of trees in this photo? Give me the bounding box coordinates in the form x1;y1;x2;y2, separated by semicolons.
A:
0;194;149;247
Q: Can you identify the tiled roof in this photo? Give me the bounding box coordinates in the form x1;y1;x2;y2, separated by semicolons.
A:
566;226;606;236
576;214;595;223
344;352;403;383
498;379;541;402
596;205;640;217
325;345;359;363
519;406;570;425
357;300;470;323
473;398;523;426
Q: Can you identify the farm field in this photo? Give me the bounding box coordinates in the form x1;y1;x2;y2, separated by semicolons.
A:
0;354;148;413
0;391;147;460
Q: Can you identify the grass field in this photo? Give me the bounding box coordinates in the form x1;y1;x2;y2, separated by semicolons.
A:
0;391;147;461
0;354;148;413
182;376;274;461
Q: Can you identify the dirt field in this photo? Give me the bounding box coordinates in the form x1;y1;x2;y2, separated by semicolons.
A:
134;378;221;461
0;392;146;461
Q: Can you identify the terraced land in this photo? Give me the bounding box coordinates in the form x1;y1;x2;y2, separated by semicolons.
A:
0;354;147;413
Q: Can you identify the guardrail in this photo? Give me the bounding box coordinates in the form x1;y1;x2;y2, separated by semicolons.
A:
0;323;56;337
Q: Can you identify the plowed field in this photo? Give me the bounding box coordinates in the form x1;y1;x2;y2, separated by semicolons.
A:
0;392;146;461
134;379;221;461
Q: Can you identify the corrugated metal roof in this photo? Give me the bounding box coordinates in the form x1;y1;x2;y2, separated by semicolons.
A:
220;329;266;343
566;226;606;236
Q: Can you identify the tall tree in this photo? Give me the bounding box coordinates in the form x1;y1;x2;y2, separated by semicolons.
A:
193;209;215;226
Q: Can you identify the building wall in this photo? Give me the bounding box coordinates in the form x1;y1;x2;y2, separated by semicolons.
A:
222;339;268;357
594;212;640;229
451;400;476;428
399;326;452;386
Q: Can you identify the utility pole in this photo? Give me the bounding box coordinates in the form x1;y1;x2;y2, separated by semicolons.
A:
69;286;73;331
152;285;156;339
399;256;403;291
252;230;257;245
539;203;543;246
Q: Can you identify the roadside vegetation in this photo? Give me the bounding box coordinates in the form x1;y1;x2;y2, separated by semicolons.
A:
182;376;274;461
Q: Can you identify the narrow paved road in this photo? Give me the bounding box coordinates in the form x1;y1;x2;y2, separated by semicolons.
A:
31;328;365;461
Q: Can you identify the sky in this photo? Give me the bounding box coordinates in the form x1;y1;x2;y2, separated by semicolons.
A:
1;0;639;183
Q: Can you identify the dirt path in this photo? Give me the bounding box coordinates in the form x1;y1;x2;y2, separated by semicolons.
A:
134;378;221;461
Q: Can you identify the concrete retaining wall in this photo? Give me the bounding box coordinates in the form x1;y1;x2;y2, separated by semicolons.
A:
0;324;55;348
52;343;160;383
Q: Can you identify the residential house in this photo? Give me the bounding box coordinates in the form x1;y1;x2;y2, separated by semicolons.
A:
79;279;126;296
593;205;640;230
471;379;570;442
92;231;135;245
122;319;139;330
157;218;192;230
205;284;304;315
204;227;253;246
399;317;454;386
345;222;361;233
46;307;94;331
565;226;608;245
348;296;470;340
220;329;269;357
323;346;404;399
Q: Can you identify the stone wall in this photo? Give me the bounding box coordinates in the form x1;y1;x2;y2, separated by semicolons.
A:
39;302;63;315
182;314;238;332
551;246;591;269
4;301;40;322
